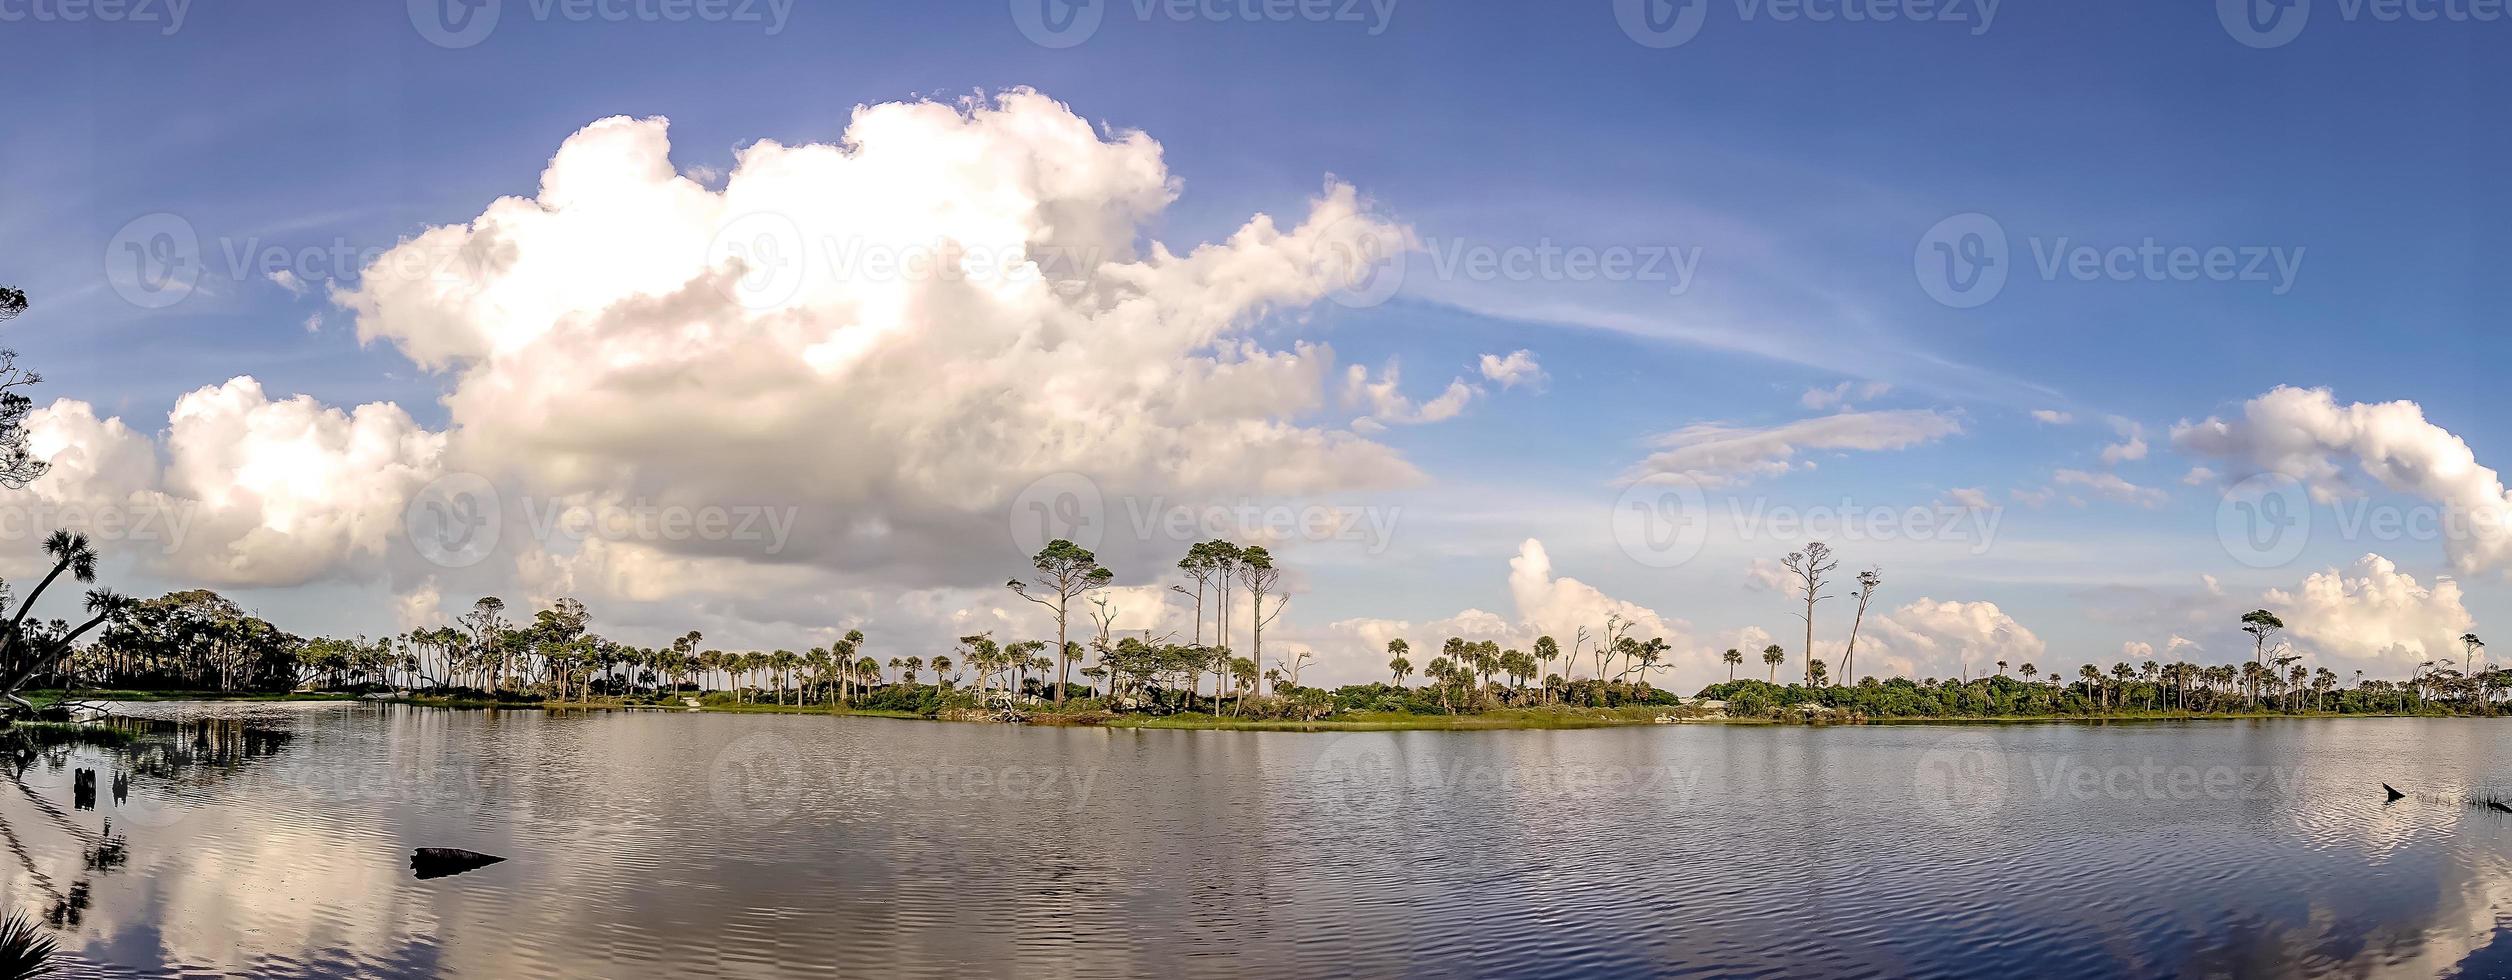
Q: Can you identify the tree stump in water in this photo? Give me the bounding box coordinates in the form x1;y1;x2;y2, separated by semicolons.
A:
411;848;506;880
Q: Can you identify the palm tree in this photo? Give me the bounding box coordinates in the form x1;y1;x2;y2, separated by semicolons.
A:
1762;644;1785;683
0;531;110;708
2079;664;2103;711
1723;648;1744;681
1387;639;1411;686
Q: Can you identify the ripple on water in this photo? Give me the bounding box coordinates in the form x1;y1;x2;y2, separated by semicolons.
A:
4;708;2508;978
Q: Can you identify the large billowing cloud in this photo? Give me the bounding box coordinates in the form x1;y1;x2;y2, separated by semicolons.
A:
2173;386;2512;573
2263;553;2472;673
334;89;1420;584
1307;539;1696;687
24;378;445;586
1857;597;2046;681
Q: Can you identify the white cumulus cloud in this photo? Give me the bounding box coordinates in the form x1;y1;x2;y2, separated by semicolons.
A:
332;89;1425;584
2264;553;2473;673
2172;386;2512;574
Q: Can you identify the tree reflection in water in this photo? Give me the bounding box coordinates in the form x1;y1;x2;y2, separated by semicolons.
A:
0;717;292;933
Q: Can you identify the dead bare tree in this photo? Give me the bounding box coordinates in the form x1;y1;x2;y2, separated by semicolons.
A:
1840;567;1881;684
1783;542;1837;685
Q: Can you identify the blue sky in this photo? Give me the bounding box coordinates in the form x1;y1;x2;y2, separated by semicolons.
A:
0;0;2504;686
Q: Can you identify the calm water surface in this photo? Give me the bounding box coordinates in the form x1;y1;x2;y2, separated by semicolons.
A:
1;703;2507;978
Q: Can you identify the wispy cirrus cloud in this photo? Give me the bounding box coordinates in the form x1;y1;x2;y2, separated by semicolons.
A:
1622;408;1963;488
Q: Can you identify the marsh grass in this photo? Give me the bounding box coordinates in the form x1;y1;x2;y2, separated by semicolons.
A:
1;722;132;749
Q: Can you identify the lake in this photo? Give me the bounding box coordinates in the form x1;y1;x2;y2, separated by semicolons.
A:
2;703;2507;978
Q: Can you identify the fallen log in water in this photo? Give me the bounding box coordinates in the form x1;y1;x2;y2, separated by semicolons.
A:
411;848;506;880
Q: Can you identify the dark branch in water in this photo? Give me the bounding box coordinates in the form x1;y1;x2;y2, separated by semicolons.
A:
411;848;506;880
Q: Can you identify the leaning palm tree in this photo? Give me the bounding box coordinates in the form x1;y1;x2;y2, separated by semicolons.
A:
1762;645;1785;683
0;532;121;712
5;531;95;642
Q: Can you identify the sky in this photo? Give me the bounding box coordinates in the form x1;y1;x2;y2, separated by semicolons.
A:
0;0;2506;691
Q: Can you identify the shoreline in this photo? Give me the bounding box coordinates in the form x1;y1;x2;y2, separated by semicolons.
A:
26;690;2489;732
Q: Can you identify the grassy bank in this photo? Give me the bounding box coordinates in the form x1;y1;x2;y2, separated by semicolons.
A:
30;689;364;704
1100;705;1689;731
684;701;930;720
23;689;2480;732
